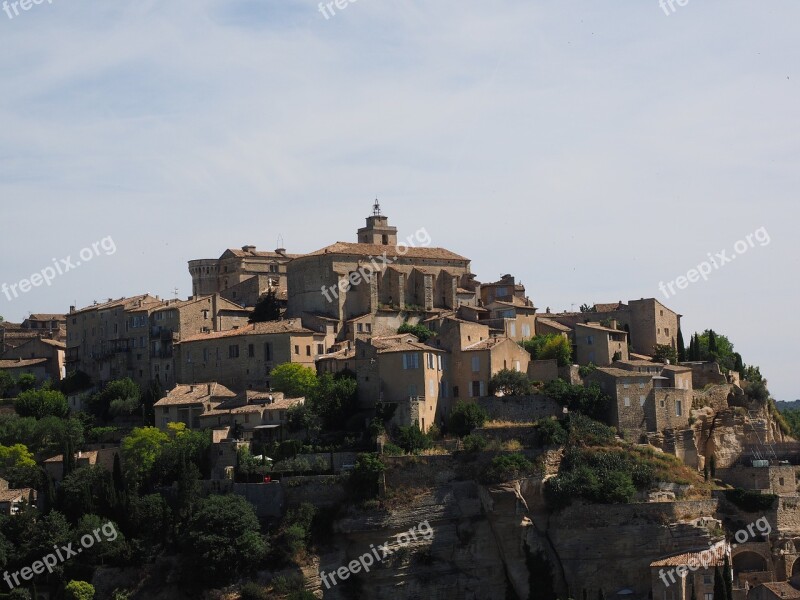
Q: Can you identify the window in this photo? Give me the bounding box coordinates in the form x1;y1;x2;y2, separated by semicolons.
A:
471;381;481;397
427;353;435;369
522;324;531;337
317;344;324;354
453;385;459;398
514;360;521;372
402;353;419;370
366;323;371;332
660;400;666;408
780;477;785;486
429;380;435;396
623;397;630;407
587;335;594;345
265;343;272;361
639;382;645;389
509;323;516;337
623;382;630;389
471;356;480;372
294;345;299;355
639;395;646;406
437;355;442;371
248;344;255;358
357;323;363;332
306;345;311;356
665;328;670;336
704;594;713;600
703;575;712;585
676;400;682;416
228;345;239;358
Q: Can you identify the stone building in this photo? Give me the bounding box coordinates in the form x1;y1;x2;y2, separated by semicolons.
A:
188;245;297;306
174;319;330;391
285;204;473;335
574;321;629;366
649;542;729;600
1;336;65;381
538;298;681;356
153;382;237;430
0;314;66;354
585;363;692;439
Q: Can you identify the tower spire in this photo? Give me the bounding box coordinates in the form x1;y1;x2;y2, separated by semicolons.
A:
373;198;381;216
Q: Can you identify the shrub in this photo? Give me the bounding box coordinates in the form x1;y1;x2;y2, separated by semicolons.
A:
542;380;611;423
396;424;432;454
462;434;487;453
448;401;489;438
382;442;405;456
240;582;270;600
348;453;384;499
565;413;616;447
724;489;777;512
489;369;532;396
481;453;534;483
536;418;567;446
64;580;95;600
14;388;69;419
16;373;37;392
397;322;434;342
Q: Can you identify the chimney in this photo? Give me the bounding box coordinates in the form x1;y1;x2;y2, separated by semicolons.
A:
69;305;75;313
189;385;195;392
207;383;212;396
610;319;618;329
275;247;286;255
242;245;257;253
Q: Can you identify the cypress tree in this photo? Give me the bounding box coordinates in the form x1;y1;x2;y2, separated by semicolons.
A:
708;330;718;355
713;567;725;600
677;328;686;362
723;555;733;600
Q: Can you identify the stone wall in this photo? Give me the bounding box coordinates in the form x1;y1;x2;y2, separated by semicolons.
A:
477;394;562;423
529;359;559;382
282;475;349;508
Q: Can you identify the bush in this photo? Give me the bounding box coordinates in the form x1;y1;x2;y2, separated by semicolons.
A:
382;442;405;456
462;434;487;453
536;418;567;446
396;424;432;454
542;380;611;423
64;580;95;600
397;322;434;342
14;388;69;419
565;413;616;447
448;401;489;438
16;373;37;392
489;369;532;396
481;453;534;483
0;371;13;398
240;583;270;600
523;334;571;366
348;453;384;499
724;489;777;512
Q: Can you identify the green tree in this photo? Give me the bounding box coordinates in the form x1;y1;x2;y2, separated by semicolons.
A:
0;371;13;398
309;372;358;431
271;364;318;398
489;369;532;396
524;334;572;366
397;322;434;342
64;580;95;600
186;494;268;584
120;427;169;490
14;389;68;419
15;374;36;392
579;304;593;313
708;330;718;355
713;567;724;600
249;289;282;323
348;453;384;499
653;344;678;364
677;328;686;362
89;379;141;422
286;403;320;439
396;424;432;454
448;401;489;437
723;554;733;600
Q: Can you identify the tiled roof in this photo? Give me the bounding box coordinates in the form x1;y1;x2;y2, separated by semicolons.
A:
377;341;443;354
179;320;312;343
649;543;727;568
154;382;237;406
223;248;299;259
594;367;653;379
575;322;627;335
463;337;509;351
756;582;800;599
662;364;692;372
0;488;34;503
0;358;48;368
493;297;534;308
537;318;573;333
303;242;468;262
616;359;659;367
39;338;66;349
594;302;625;312
369;334;419;349
28;314;65;321
44;451;98;464
71;295;161;315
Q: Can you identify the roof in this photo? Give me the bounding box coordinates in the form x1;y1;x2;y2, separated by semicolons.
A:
616;359;660;368
456;287;475;294
463;336;513;351
154;383;237;406
71;294;161;315
537;318;573;333
27;314;65;321
492;297;535;309
303;241;468;262
377;341;444;354
594;367;653;379
649;543;727;568
222;248;299;259
179;320;312;343
575;322;627;335
44;450;98;464
662;364;692;373
755;582;800;599
593;302;625;312
0;488;33;503
0;358;48;368
39;338;66;349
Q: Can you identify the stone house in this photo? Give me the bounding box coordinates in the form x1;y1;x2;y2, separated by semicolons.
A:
1;336;66;381
198;391;304;441
175;319;330;391
0;478;36;515
0;358;50;383
43;448;119;484
749;582;800;600
649;542;729;600
153;382;237;430
574;322;629;366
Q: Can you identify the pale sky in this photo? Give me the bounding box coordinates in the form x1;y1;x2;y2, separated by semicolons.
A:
1;1;797;399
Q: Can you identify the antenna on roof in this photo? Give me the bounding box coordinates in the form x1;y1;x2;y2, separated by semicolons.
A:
373;198;381;216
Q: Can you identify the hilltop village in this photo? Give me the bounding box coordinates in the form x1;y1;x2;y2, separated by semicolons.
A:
0;203;796;600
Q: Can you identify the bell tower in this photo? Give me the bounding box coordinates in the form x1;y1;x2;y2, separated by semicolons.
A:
357;199;397;246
